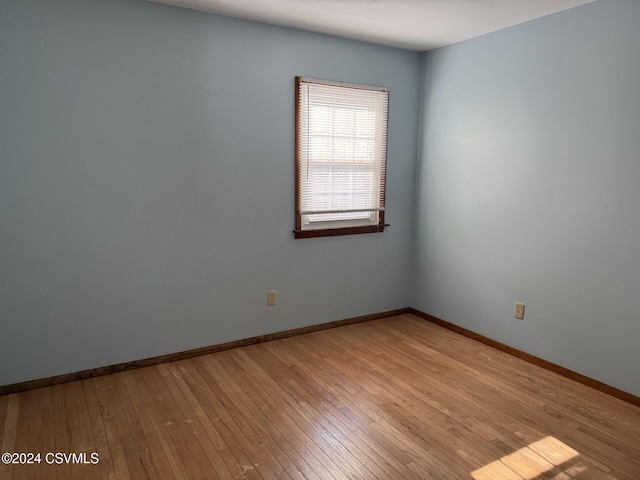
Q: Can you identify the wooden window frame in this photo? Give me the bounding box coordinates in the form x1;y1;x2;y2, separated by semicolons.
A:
294;77;389;239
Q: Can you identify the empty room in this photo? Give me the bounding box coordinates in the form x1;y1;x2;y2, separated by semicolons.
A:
1;0;639;478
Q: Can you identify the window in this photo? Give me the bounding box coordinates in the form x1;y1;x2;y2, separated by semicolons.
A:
295;77;389;239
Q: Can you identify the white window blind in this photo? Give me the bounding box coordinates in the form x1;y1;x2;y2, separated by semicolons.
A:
296;77;389;234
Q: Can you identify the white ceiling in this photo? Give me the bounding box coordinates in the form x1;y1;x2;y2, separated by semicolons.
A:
149;0;596;51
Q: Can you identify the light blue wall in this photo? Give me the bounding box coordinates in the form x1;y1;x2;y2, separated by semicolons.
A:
0;0;421;385
413;0;640;397
4;0;638;399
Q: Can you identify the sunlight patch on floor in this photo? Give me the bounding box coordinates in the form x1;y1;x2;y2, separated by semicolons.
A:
471;436;580;480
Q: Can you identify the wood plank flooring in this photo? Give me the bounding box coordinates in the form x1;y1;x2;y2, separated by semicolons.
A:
1;314;639;479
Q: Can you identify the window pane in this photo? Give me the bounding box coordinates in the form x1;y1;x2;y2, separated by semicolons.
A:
307;164;376;221
296;77;388;235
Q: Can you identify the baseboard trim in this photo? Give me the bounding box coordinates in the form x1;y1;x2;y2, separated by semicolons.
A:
408;308;640;408
5;306;638;408
0;308;410;397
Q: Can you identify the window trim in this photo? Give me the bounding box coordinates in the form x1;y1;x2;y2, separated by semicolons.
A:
294;76;389;239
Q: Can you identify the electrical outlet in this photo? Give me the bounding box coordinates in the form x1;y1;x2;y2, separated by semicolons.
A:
267;290;276;306
514;302;525;320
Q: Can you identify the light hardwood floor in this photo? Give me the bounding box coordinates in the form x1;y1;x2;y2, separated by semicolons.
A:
1;314;639;479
